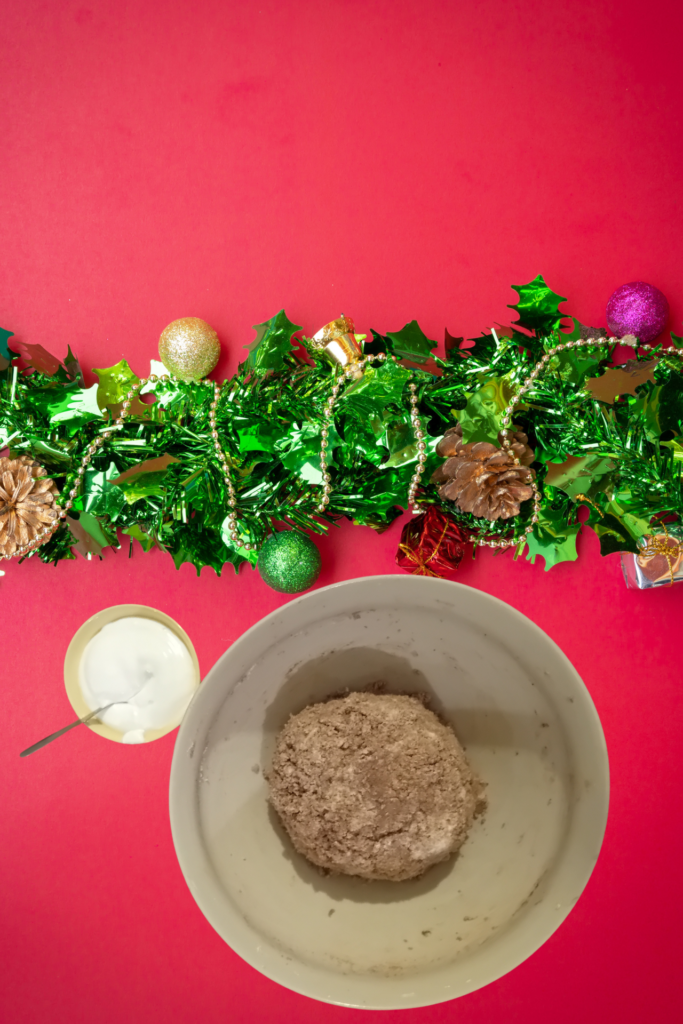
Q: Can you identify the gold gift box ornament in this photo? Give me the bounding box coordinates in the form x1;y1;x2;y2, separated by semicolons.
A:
311;316;365;379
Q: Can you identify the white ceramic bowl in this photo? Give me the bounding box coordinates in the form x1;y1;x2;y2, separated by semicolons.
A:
170;576;608;1009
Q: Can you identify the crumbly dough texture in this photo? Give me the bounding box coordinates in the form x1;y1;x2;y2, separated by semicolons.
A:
267;691;485;881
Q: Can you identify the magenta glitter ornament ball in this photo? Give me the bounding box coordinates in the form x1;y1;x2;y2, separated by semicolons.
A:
606;281;669;343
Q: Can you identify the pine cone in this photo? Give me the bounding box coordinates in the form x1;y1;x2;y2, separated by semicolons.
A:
435;422;535;466
0;456;60;556
431;423;535;521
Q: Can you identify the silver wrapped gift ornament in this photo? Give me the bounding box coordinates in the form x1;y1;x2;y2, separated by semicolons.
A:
621;527;683;589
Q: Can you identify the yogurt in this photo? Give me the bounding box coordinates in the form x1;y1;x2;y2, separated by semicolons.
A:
79;617;196;743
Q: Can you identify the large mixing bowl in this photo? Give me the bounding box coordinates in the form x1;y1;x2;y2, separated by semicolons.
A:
169;576;608;1009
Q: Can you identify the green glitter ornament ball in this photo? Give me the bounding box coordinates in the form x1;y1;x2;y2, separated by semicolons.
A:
257;531;321;594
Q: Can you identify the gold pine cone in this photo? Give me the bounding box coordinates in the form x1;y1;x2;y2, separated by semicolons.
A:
0;456;60;557
432;423;535;521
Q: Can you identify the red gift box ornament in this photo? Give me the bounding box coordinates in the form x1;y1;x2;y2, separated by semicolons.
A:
396;506;471;579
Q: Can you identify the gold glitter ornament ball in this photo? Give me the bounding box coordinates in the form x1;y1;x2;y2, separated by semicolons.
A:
158;318;221;381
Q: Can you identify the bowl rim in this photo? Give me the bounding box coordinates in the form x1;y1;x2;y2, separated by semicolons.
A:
169;575;609;1009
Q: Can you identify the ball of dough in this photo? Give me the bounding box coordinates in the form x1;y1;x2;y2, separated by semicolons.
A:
267;692;484;881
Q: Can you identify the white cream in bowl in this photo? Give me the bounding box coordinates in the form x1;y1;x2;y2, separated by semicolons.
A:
79;616;196;744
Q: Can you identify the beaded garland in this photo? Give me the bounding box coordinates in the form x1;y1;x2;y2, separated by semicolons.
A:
482;333;666;551
2;361;428;562
2;275;682;579
1;333;674;562
2;371;183;560
315;352;428;517
480;335;638;550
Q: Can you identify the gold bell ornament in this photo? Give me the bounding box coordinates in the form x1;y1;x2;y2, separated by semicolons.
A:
311;316;364;379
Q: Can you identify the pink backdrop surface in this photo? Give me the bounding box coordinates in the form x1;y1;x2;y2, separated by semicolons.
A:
2;2;683;1022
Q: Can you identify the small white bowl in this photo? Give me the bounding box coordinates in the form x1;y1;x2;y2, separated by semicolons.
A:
170;576;608;1009
64;604;200;744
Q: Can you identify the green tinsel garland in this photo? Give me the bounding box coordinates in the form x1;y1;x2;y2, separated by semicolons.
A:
2;275;682;575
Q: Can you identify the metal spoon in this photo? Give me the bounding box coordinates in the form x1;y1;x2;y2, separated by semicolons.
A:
20;700;127;757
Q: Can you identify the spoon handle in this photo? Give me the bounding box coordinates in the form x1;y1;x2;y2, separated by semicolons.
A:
19;705;113;757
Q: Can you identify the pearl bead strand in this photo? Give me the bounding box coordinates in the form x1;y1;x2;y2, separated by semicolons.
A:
3;372;252;559
6;333;656;561
406;382;428;507
207;380;255;550
479;333;651;550
316;351;427;515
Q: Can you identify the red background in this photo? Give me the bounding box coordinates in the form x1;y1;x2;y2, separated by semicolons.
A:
2;1;683;1021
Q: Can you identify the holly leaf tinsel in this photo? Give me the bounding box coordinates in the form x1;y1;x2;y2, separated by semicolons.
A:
525;506;581;571
509;275;568;334
245;310;303;373
93;359;141;409
3;277;683;576
386;320;437;365
0;328;13;365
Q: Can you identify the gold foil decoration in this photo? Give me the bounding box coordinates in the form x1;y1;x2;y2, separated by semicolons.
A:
312;316;364;378
574;493;604;517
584;358;657;405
